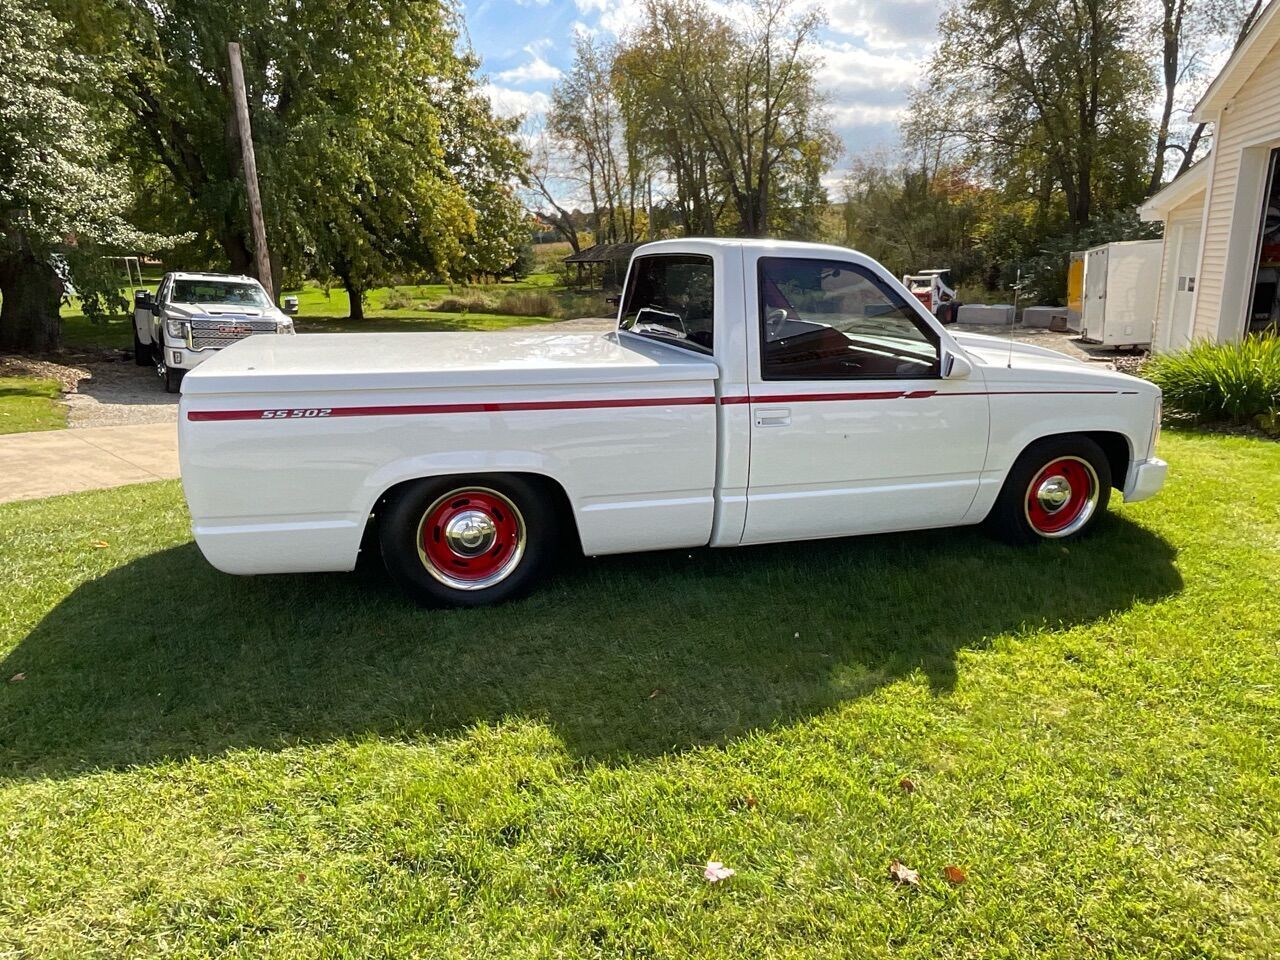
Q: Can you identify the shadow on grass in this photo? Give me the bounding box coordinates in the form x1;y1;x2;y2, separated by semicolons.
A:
0;517;1180;779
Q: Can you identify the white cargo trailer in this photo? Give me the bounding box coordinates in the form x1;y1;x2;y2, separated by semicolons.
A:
1079;240;1162;348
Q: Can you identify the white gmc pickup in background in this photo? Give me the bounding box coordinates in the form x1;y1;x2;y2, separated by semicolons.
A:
134;271;295;393
178;239;1167;606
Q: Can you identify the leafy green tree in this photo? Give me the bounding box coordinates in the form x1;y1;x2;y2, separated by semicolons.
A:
915;0;1155;230
622;0;838;237
86;0;525;319
0;0;160;350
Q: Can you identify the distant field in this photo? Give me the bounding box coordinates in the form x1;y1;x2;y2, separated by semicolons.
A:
55;273;610;352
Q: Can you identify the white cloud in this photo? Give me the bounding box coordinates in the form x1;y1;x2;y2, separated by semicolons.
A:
573;0;646;35
483;84;552;119
811;40;925;156
496;42;564;84
825;0;942;51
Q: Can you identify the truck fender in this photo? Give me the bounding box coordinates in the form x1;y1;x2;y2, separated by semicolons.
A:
357;449;579;523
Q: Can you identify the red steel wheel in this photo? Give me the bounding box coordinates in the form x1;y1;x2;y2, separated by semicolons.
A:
1023;456;1100;538
416;487;526;590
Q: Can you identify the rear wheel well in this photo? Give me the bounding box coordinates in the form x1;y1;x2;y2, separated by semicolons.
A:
359;472;582;567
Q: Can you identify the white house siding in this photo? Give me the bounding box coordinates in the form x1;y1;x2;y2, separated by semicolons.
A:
1194;47;1280;340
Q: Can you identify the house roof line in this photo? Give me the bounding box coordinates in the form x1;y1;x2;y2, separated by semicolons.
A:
1139;159;1210;221
1193;0;1280;121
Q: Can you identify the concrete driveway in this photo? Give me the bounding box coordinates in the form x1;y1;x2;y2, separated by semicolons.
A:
0;423;179;505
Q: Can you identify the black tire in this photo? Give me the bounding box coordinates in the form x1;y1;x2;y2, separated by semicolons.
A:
986;435;1112;545
379;475;556;607
133;329;151;366
163;365;184;394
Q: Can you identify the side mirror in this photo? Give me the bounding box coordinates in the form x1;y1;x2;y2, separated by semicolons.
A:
943;351;973;380
282;295;299;315
134;289;152;311
606;296;621;307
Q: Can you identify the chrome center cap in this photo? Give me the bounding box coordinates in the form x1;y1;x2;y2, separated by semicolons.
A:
444;510;497;556
1036;475;1072;512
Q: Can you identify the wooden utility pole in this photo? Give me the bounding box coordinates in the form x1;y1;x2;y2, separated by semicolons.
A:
227;41;273;299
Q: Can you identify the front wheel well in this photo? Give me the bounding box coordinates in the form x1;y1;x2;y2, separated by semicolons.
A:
358;472;582;566
1079;431;1131;491
1013;431;1130;491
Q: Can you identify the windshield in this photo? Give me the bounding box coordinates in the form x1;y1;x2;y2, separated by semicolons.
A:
171;279;272;308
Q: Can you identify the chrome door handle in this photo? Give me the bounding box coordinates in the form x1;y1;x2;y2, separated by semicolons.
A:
755;407;791;427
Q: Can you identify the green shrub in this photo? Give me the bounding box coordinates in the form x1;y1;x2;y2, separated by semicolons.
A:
1146;336;1280;423
495;290;559;318
381;288;414;310
432;294;497;314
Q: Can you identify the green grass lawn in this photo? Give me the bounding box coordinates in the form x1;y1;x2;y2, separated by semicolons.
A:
0;376;66;435
2;430;1278;956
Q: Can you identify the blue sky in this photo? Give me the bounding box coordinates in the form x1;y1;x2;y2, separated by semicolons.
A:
464;0;944;184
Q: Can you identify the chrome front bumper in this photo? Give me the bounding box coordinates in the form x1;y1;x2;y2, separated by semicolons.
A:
1124;457;1168;503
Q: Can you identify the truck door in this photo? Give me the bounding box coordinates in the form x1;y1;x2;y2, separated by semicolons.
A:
739;253;990;544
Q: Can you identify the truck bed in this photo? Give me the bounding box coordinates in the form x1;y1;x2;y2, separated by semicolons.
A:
178;330;721;575
182;331;717;394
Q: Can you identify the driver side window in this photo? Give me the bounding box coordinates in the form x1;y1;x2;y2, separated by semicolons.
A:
759;257;940;380
619;254;715;355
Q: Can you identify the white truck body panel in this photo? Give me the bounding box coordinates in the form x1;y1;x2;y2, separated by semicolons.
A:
178;239;1166;579
180;332;721;573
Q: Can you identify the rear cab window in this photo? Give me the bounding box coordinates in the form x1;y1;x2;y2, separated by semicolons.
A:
619;255;715;355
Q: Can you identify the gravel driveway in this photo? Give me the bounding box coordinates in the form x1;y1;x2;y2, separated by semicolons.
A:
62;352;178;429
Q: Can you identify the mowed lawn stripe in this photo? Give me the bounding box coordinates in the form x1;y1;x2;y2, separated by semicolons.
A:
0;430;1277;957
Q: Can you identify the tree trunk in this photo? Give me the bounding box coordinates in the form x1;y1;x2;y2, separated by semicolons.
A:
337;267;364;322
221;226;254;276
1148;0;1184;196
0;252;63;352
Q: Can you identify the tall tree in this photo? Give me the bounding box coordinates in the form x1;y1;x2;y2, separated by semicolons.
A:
1171;0;1265;178
915;0;1155;230
548;36;637;245
0;0;161;350
83;0;525;318
625;0;837;237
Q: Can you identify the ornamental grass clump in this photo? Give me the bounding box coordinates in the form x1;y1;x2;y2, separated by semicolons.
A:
1146;335;1280;425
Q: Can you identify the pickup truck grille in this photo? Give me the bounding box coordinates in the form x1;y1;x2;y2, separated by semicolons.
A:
188;317;278;350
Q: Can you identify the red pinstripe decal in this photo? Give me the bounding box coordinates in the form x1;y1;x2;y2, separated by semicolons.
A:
720;389;1122;404
188;388;1127;422
187;395;716;422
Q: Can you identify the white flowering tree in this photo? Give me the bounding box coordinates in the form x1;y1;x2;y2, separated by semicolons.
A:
0;0;164;351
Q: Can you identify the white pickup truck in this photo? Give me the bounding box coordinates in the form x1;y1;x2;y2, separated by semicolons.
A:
134;271;295;392
179;239;1166;606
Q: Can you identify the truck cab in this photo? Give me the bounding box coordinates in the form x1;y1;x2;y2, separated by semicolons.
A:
133;271;295;392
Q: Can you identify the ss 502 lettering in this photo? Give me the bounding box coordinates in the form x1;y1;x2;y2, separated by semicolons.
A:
260;408;332;419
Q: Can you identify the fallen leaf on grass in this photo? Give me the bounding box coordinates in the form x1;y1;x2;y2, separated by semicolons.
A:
8;673;25;683
703;861;735;883
729;795;758;812
888;860;920;886
647;688;664;699
90;540;109;549
898;777;916;794
943;865;967;885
